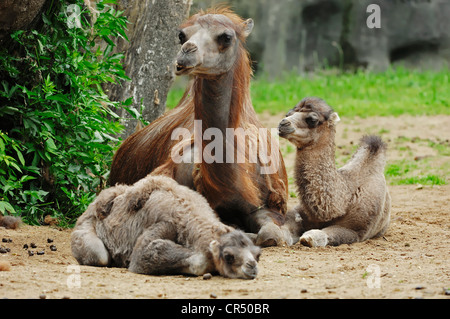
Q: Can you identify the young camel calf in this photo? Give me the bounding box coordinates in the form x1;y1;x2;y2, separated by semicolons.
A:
71;175;261;279
278;97;391;247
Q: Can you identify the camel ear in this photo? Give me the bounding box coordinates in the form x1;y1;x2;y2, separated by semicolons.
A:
329;112;340;125
209;240;220;256
242;19;254;37
96;197;115;220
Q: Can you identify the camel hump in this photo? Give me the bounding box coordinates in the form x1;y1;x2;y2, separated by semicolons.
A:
359;135;387;156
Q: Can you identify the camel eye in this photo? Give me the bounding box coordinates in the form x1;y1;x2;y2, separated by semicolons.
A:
218;33;233;46
305;114;319;128
178;31;186;44
224;252;235;265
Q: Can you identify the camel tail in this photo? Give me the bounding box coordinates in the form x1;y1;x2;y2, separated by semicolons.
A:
357;135;388;173
340;135;388;176
360;135;387;156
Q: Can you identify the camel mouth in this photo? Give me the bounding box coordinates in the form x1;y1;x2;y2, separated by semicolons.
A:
241;266;258;279
277;129;288;138
278;119;295;137
278;126;295;138
175;64;194;75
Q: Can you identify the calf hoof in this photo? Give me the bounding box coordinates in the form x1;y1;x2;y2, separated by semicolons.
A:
186;253;209;276
299;229;328;247
256;223;287;247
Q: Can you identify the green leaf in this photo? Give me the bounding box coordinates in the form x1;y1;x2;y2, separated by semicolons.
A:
101;35;115;46
15;149;25;166
0;201;16;214
46;94;70;104
20;175;36;183
9;161;22;173
122;97;133;106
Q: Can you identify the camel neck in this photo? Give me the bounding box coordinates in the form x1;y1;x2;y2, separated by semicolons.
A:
294;129;351;221
294;131;340;197
195;70;235;133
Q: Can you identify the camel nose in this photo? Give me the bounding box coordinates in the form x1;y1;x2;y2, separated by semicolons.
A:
279;119;290;127
176;41;201;73
244;260;258;279
246;259;257;268
278;118;294;136
181;41;198;54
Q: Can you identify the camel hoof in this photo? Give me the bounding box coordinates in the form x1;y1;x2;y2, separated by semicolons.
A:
299;229;328;247
256;223;286;247
280;224;299;246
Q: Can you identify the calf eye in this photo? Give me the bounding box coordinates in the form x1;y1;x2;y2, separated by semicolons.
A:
224;253;235;265
305;115;319;128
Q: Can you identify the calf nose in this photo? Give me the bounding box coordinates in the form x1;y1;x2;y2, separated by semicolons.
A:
246;260;257;268
279;119;290;127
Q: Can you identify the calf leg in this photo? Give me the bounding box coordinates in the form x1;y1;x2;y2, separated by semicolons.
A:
71;228;110;266
128;223;209;276
300;225;360;247
71;212;110;267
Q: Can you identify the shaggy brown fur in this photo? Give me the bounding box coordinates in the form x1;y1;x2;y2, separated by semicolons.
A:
71;175;261;279
0;215;21;229
278;97;391;246
108;7;288;246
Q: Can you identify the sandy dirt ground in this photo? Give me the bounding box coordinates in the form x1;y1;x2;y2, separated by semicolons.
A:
0;115;449;299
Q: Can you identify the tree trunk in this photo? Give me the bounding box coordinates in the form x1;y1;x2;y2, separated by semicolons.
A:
107;0;192;138
0;0;47;45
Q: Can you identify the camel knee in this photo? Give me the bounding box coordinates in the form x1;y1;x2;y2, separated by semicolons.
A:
300;229;328;247
71;230;110;266
256;221;294;247
251;209;292;247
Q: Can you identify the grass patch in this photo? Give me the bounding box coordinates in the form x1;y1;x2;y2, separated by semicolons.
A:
385;160;448;186
398;175;447;186
167;67;450;117
428;141;450;156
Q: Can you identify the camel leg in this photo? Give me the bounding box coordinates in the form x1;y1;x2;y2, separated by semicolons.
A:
251;209;294;247
128;223;208;276
300;225;360;247
71;228;111;266
129;238;201;275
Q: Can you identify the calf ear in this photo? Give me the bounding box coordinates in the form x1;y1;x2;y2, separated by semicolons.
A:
128;196;147;212
209;240;220;257
96;197;115;220
329;112;341;125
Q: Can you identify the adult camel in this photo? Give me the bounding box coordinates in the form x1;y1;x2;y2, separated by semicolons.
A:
109;7;290;246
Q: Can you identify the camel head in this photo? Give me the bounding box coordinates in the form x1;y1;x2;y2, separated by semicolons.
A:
209;230;261;279
175;8;254;77
278;97;340;149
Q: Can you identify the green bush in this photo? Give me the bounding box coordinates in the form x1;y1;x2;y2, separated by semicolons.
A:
0;0;130;226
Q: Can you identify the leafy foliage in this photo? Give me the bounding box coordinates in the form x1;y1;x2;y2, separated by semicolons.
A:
0;0;130;226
